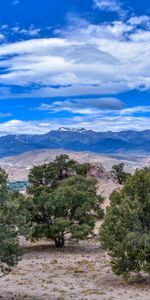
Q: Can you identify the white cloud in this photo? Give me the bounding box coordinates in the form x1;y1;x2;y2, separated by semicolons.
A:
11;25;41;36
34;98;124;115
1;104;150;135
36;102;98;115
94;0;126;17
0;33;5;41
0;15;149;99
0;120;50;136
0;114;150;136
128;15;150;26
1;25;8;30
0;4;148;135
119;105;150;115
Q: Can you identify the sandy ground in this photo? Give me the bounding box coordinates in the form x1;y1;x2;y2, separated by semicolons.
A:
96;179;120;210
0;240;150;300
0;149;148;181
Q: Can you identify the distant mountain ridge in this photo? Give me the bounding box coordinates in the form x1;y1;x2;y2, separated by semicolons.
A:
0;128;150;158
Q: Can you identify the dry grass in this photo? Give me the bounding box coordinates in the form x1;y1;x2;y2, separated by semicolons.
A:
0;239;150;300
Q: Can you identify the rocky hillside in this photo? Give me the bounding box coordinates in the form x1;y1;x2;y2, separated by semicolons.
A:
0;149;146;181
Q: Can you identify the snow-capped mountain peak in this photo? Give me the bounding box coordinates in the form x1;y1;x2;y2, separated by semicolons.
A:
58;127;87;133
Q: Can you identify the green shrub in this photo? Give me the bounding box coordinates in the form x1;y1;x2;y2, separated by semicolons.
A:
100;168;150;278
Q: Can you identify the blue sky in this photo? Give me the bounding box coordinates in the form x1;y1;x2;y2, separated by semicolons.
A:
0;0;150;135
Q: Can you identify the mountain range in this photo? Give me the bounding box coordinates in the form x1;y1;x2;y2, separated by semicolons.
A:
0;127;150;158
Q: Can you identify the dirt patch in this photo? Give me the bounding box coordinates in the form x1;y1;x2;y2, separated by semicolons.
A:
0;240;150;300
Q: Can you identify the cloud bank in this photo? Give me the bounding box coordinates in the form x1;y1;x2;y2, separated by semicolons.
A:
0;1;150;134
0;15;149;98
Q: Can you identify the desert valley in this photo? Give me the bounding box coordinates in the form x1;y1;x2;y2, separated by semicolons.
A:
0;142;150;299
0;0;150;299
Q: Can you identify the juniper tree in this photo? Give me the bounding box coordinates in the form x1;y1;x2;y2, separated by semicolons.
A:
100;168;150;278
0;168;26;274
111;163;131;185
28;156;104;247
28;154;77;196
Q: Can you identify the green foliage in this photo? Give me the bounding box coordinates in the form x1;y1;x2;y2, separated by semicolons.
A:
28;154;77;196
100;168;150;278
111;162;131;185
75;163;91;176
0;168;28;274
0;167;8;184
28;155;104;247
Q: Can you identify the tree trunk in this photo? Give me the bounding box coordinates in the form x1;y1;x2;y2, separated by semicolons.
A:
54;237;65;248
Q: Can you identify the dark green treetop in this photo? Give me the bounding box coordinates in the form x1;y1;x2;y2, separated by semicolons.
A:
0;168;28;274
28;155;104;247
100;167;150;278
111;162;131;185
